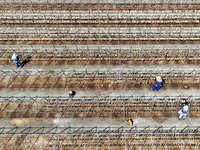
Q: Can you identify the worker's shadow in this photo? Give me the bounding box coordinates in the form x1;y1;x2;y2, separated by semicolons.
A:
161;79;165;88
162;79;165;85
21;56;31;67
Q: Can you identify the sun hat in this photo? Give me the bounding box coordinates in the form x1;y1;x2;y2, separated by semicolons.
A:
156;76;162;82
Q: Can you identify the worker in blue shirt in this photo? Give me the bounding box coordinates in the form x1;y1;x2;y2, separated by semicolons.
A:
152;76;163;91
179;102;189;119
12;53;22;68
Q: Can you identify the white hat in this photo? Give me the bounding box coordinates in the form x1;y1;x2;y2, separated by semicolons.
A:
156;76;162;82
183;105;188;111
12;53;17;59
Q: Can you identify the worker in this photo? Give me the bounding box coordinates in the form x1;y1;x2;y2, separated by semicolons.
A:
127;119;133;126
152;76;163;91
69;91;76;98
12;53;22;68
179;101;189;120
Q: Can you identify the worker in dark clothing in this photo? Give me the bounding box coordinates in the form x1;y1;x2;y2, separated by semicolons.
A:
152;76;163;91
69;91;76;98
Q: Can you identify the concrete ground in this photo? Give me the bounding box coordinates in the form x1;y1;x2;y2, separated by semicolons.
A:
0;88;199;97
1;117;199;128
2;64;200;70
